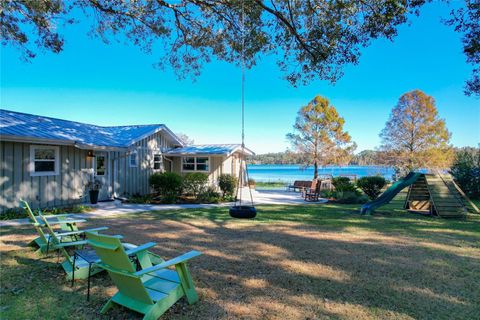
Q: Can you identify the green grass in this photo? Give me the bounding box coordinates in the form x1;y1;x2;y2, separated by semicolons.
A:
255;181;287;189
1;204;479;319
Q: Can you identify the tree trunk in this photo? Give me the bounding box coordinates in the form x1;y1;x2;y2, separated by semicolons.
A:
313;161;318;179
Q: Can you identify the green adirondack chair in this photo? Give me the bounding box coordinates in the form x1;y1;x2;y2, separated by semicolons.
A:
37;212;109;280
37;211;165;281
87;232;202;320
20;200;107;254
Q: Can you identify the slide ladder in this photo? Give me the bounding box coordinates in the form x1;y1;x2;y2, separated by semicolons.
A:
425;174;467;218
438;172;479;214
404;174;431;211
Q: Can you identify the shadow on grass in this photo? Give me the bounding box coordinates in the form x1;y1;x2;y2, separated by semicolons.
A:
1;204;479;319
127;204;480;245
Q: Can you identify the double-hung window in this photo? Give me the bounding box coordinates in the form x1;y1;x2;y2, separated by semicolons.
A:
182;157;209;172
30;145;59;176
153;154;162;170
129;152;138;167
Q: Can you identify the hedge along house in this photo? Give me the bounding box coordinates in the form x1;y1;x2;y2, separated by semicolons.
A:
0;109;253;213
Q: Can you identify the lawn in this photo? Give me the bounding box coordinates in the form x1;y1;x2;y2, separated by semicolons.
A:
1;204;479;319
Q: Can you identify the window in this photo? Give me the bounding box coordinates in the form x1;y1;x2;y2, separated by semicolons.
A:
129;152;138;167
153;154;162;170
196;157;209;171
96;155;106;176
30;145;59;176
182;157;195;171
182;157;209;172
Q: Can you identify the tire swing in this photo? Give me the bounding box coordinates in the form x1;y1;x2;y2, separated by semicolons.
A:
229;1;256;219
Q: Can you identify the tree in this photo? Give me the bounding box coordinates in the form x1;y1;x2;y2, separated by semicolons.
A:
3;1;477;93
379;90;453;175
176;132;194;145
2;0;473;90
450;147;480;199
286;96;356;179
444;0;480;96
349;150;382;166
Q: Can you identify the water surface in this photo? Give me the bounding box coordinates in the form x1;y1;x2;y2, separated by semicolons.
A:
247;164;394;182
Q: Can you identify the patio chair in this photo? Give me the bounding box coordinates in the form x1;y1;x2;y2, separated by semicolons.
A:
36;211;105;280
304;180;321;202
87;232;202;320
20;200;108;254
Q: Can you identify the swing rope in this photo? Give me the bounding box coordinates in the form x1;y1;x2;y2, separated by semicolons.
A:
235;0;254;208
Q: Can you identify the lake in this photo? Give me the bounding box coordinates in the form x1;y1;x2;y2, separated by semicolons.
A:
247;164;395;182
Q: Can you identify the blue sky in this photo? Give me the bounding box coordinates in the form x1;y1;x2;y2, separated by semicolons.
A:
1;2;479;154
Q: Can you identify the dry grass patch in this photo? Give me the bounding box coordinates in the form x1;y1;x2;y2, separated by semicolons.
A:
1;204;479;319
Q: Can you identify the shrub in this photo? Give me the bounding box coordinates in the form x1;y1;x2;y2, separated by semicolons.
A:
335;191;369;204
0;208;26;220
127;194;153;204
223;194;236;202
183;172;209;197
0;205;93;221
162;194;178;204
332;177;358;193
197;186;221;203
320;189;335;199
450;148;480;199
149;172;183;203
218;174;237;197
356;176;387;200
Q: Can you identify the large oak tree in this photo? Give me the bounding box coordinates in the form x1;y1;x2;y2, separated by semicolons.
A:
1;1;478;95
444;0;479;96
287;95;356;179
379;89;453;175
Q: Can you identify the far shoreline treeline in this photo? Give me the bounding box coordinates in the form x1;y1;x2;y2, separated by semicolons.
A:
248;147;479;167
247;150;388;166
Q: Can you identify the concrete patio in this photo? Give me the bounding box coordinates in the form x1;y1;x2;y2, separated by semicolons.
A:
0;189;326;227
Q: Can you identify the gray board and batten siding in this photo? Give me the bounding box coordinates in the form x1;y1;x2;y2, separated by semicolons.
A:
0;131;176;212
110;131;175;197
0;109;181;213
0;141;92;211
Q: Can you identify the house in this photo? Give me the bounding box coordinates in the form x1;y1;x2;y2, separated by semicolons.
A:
0;109;254;213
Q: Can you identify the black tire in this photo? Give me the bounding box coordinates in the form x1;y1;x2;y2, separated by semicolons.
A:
229;206;257;219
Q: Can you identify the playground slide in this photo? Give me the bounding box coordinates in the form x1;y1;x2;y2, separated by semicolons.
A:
360;172;423;215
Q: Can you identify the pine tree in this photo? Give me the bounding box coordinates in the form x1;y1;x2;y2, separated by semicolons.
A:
287;96;356;179
380;90;453;175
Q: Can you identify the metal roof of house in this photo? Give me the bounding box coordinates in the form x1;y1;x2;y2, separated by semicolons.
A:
165;144;255;156
0;109;183;149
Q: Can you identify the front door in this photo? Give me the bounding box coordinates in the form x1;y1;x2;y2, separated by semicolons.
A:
94;151;111;201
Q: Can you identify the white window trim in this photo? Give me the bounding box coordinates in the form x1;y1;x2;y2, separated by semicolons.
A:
29;145;60;177
181;156;210;172
152;153;163;171
129;151;138;168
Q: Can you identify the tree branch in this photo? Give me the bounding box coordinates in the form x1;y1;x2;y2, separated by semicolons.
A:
253;0;317;62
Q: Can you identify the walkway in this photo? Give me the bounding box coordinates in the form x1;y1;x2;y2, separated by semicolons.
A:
0;189;326;227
